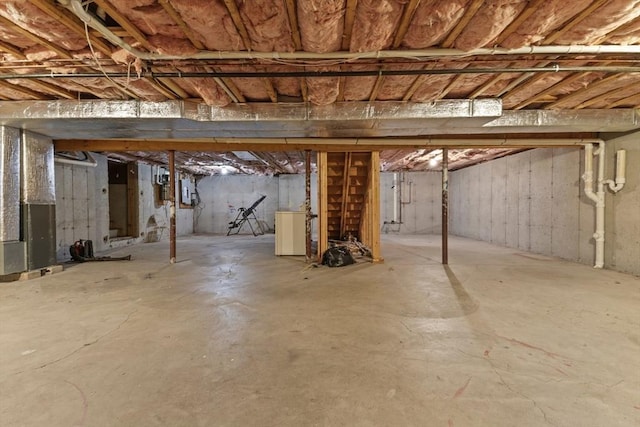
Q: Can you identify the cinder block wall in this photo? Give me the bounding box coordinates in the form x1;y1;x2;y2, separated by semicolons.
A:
450;144;640;276
195;175;279;234
55;157;194;261
380;172;442;234
604;133;640;275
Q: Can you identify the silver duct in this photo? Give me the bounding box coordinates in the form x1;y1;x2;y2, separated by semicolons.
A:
0;126;21;242
21;131;55;204
0;126;26;275
21;131;56;270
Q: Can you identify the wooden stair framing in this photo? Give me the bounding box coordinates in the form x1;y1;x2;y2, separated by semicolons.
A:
317;151;381;263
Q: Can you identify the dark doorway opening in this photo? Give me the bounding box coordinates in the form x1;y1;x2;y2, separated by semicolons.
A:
107;161;139;239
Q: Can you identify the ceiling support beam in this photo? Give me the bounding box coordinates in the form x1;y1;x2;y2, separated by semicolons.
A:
542;0;609;45
31;0;112;56
93;0;155;51
544;74;626;109
0;15;72;59
392;0;422;48
494;0;547;45
342;0;359;50
441;0;484;48
575;82;640;109
54;137;602;153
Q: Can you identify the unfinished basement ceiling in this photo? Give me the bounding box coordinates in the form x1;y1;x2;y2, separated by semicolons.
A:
1;0;640;175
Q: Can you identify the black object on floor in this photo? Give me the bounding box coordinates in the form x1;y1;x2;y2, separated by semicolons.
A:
69;240;131;262
321;246;355;267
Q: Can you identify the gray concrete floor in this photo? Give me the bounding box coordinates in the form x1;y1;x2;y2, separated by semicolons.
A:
1;234;639;427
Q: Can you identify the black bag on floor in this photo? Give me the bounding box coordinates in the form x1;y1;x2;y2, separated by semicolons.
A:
69;239;93;262
321;246;355;268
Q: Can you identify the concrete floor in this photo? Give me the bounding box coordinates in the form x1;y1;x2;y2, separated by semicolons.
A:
1;235;639;427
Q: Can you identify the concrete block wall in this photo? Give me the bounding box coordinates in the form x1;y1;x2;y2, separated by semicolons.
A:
450;148;595;265
55;154;109;260
194;175;278;234
380;172;442;234
450;144;640;276
604;133;640;275
55;157;194;261
137;164;194;241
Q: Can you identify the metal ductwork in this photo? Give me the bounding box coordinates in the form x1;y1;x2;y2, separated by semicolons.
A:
21;131;57;271
0;126;26;275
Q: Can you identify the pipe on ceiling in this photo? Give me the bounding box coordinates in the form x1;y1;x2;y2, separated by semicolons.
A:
59;0;640;63
3;65;640;81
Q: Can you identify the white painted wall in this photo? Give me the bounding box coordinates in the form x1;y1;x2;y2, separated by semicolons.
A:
450;144;640;275
194;175;278;234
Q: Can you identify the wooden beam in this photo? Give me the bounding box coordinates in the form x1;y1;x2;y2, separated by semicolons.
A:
93;0;155;51
441;0;484;48
31;0;113;56
368;73;385;102
437;74;465;99
342;0;359;50
402;74;429;101
340;153;352;238
0;80;48;99
284;0;302;50
368;151;381;262
337;75;347;102
392;0;422;48
544;74;626;109
512;72;589;109
155;77;189;98
596;17;640;45
55;136;595;153
221;0;251;50
0;40;26;58
262;77;278;103
494;0;547;45
277;0;309;101
469;71;507;99
317;152;328;263
542;0;609;45
0;15;72;59
501;72;553;101
8;78;76;99
609;92;640;108
126;161;140;239
575;82;640;109
158;0;205;49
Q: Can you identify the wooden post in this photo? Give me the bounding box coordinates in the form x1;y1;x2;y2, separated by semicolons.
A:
317;151;328;263
169;150;176;264
442;148;448;265
305;150;312;261
369;151;381;262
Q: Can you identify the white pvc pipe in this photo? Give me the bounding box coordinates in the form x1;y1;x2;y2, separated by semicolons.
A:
606;150;627;192
61;0;640;62
582;142;605;268
54;153;97;167
392;172;398;223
